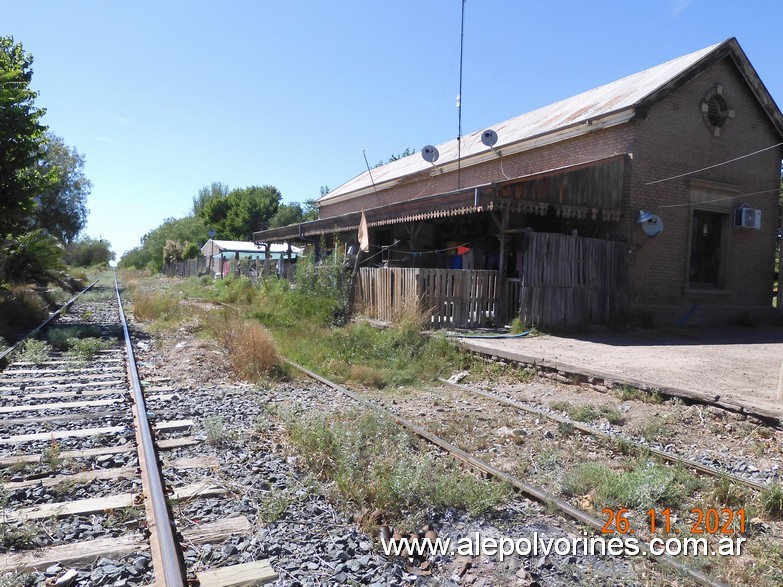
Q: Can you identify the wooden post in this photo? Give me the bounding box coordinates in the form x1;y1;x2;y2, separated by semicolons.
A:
493;209;510;326
286;242;292;279
263;244;270;276
777;362;783;402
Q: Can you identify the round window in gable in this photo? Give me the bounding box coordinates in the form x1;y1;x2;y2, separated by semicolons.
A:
701;85;734;137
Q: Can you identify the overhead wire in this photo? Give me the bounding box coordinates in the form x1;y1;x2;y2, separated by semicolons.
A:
644;142;783;186
657;187;781;209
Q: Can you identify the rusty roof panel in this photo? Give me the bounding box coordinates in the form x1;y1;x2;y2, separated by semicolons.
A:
320;41;727;204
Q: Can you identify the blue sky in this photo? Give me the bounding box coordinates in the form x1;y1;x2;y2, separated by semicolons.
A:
4;0;782;258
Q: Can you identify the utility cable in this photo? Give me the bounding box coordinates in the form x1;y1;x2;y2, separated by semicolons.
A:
645;142;783;186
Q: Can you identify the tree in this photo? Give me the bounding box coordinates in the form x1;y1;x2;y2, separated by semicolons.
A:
197;185;281;240
162;239;184;266
192;181;229;217
30;133;91;243
64;237;114;267
119;215;206;271
0;229;64;285
0;36;49;238
374;148;416;168
269;202;305;228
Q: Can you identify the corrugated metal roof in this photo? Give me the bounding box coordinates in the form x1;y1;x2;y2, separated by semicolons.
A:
200;239;302;255
319;40;726;204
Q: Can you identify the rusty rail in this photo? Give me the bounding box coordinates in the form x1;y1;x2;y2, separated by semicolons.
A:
288;360;730;587
0;277;100;367
115;273;187;586
440;377;770;492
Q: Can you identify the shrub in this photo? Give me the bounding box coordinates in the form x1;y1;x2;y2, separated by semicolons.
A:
759;484;783;519
19;339;52;363
561;461;683;510
47;325;102;350
67;337;109;361
0;287;49;338
0;230;65;285
202;309;282;381
284;409;510;526
132;290;183;323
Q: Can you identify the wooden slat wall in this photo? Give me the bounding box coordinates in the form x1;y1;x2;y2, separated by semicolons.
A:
518;233;627;330
356;268;498;328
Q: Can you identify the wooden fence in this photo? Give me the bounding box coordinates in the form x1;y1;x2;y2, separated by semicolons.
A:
163;256;296;281
355;233;627;331
162;257;208;278
518;232;627;330
356;268;498;328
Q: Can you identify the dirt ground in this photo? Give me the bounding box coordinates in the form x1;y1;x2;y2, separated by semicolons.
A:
457;325;783;419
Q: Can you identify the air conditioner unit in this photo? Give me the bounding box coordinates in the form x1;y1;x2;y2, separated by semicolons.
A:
733;207;761;230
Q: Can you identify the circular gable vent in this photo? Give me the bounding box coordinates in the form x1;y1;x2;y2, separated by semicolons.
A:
701;85;734;136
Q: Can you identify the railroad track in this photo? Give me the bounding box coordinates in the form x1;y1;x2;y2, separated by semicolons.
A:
0;274;276;587
438;377;774;493
283;359;783;587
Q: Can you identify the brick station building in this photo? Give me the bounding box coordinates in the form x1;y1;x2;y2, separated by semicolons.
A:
255;38;783;329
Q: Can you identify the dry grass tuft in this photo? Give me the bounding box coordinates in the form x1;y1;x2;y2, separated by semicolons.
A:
203;309;282;381
349;364;386;389
389;292;430;331
132;290;183;323
0;286;49;338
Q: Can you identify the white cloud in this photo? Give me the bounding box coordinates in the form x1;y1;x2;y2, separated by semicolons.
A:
671;0;693;17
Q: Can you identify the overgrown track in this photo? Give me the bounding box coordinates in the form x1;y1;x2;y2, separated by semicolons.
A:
0;274;275;587
440;377;773;493
287;360;746;587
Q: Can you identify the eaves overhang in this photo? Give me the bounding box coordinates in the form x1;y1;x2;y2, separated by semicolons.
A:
318;109;635;209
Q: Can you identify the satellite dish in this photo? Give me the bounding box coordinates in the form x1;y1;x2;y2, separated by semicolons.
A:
641;214;664;237
481;129;498;148
421;145;439;163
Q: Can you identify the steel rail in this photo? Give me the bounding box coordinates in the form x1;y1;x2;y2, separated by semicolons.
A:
439;377;770;492
288;359;730;587
0;277;100;366
114;273;187;586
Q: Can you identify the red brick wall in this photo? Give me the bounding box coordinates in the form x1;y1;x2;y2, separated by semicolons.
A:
628;57;782;314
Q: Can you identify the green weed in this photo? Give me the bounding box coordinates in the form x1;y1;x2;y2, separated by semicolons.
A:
561;461;683;510
711;475;747;508
66;337;109;362
40;440;63;472
204;416;228;447
759;484;783;519
615;385;664;404
19;339;51;363
284;408;511;525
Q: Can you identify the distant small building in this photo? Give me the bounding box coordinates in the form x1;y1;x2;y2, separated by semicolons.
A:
201;239;302;278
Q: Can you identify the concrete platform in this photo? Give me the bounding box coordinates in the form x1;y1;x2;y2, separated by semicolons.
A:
457;325;783;422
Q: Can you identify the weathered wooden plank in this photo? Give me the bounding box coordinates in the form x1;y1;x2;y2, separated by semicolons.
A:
2;367;125;376
0;398;120;414
0;410;123;428
196;560;277;587
0;372;124;385
1;379;126;391
0;389;125;401
0;419;192;444
9;481;225;521
0;516;251;572
0;437;200;467
2;456;218;491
